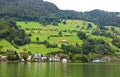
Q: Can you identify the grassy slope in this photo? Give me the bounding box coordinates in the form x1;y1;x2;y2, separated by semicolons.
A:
0;39;17;51
1;20;120;54
17;20;90;54
17;20;85;45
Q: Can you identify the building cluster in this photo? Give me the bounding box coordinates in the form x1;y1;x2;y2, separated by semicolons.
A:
0;50;67;63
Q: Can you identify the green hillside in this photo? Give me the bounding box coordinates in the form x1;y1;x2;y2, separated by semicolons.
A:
16;20;120;54
16;20;91;45
1;19;120;55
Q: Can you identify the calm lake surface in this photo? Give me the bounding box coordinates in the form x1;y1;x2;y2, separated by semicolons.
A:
0;62;120;77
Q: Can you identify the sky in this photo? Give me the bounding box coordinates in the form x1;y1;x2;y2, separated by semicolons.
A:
44;0;120;12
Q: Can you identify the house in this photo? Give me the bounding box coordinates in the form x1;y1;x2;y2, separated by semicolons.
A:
34;53;41;58
41;55;47;61
33;53;41;62
27;55;32;61
49;54;60;62
49;57;60;62
1;55;7;61
55;54;60;58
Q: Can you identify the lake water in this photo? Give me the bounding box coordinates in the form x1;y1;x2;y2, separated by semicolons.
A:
0;62;120;77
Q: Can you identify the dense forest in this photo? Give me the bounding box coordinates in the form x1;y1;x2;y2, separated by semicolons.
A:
0;0;120;26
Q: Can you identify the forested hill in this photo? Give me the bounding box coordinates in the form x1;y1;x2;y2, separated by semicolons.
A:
0;0;120;27
0;0;60;24
83;10;120;27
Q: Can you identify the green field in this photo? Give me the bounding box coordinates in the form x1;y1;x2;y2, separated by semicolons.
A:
1;20;120;54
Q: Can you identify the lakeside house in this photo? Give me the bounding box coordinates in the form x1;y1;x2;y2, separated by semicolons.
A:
1;54;7;61
41;55;47;61
27;55;32;61
49;57;60;62
33;53;41;62
49;54;60;62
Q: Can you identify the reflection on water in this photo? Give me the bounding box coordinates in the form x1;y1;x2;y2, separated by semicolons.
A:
0;62;120;77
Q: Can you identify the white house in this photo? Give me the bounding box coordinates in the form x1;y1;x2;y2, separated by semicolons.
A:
1;55;7;61
27;55;32;61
